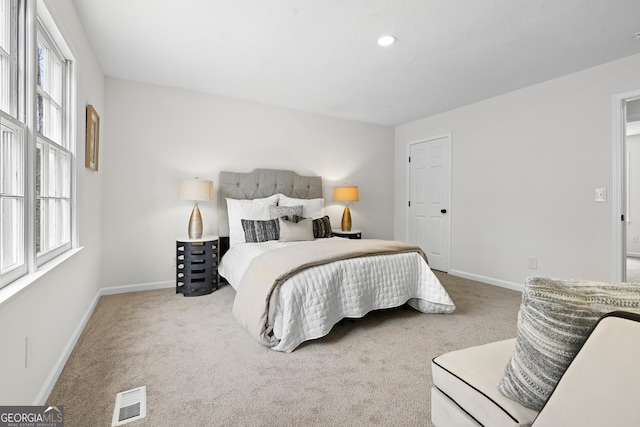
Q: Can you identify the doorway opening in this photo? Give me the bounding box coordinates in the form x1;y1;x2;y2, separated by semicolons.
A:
625;99;640;281
613;90;640;282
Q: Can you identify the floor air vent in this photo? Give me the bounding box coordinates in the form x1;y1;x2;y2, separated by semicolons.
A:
111;386;146;426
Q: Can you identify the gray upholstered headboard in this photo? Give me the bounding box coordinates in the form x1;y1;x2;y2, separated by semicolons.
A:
218;168;323;237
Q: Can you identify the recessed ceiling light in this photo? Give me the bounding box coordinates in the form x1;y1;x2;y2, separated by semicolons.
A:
377;35;397;47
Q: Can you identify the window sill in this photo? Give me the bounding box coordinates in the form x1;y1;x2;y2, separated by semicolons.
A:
0;247;84;306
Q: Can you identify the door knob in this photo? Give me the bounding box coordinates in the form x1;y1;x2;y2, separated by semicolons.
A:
441;209;447;214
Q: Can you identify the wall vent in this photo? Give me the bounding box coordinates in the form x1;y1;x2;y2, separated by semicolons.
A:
111;386;146;426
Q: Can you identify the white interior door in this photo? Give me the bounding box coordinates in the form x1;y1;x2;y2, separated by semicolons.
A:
408;135;451;272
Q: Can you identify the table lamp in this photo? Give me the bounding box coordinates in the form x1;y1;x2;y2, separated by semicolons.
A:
179;177;214;239
334;185;359;231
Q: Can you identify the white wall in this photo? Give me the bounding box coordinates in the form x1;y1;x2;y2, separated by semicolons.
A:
628;134;640;256
395;53;640;289
101;78;394;288
0;0;104;404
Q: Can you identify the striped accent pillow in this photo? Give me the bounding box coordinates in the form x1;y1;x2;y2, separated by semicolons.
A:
241;218;280;243
498;276;640;410
311;216;332;238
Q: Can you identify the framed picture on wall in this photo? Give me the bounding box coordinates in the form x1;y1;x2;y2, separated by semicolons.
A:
85;104;100;171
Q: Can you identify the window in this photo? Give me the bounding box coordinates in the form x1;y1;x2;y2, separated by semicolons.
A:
36;24;71;262
0;0;25;285
0;0;17;115
0;118;25;282
0;0;75;289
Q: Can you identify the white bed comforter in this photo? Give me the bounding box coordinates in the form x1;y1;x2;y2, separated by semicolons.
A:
219;238;455;352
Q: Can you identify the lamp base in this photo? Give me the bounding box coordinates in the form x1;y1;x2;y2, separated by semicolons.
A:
341;206;352;232
188;203;203;239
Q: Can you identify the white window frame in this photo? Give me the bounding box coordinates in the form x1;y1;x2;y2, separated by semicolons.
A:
0;0;76;290
0;0;18;117
35;19;72;265
0;112;27;285
0;0;26;288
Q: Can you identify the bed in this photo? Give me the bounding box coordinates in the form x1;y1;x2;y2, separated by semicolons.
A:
217;168;455;352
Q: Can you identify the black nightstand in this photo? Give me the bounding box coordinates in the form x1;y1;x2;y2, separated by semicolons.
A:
176;236;219;296
332;229;362;239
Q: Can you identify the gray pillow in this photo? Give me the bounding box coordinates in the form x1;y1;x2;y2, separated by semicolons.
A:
241;218;279;243
289;215;332;238
278;217;314;242
498;276;640;410
269;205;303;221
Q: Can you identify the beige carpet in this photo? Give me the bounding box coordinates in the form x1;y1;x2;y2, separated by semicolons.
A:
47;272;523;426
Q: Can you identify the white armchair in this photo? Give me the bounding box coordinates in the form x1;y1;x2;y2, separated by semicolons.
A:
431;311;640;427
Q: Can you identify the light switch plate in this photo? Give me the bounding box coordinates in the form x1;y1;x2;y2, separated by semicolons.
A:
595;188;607;202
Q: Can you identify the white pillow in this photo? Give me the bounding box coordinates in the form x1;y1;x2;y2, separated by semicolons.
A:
278;194;325;219
227;195;279;248
278;218;314;242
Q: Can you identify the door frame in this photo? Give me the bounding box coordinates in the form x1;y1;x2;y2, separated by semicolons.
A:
406;133;452;272
612;89;640;282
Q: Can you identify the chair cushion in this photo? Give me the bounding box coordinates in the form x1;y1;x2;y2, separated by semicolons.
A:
432;339;539;427
532;312;640;426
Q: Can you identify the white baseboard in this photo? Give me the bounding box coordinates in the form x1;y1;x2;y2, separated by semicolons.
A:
448;270;524;292
100;280;174;296
34;290;101;405
35;280;174;405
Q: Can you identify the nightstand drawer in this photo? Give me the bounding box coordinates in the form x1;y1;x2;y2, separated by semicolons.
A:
332;229;362;239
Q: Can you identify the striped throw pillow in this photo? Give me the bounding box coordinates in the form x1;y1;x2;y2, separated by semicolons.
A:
241;218;279;243
498;276;640;410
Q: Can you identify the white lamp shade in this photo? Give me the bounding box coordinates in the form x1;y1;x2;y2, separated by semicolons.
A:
179;179;214;201
334;185;359;202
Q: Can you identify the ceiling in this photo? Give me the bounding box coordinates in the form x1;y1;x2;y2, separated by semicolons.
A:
72;0;640;127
